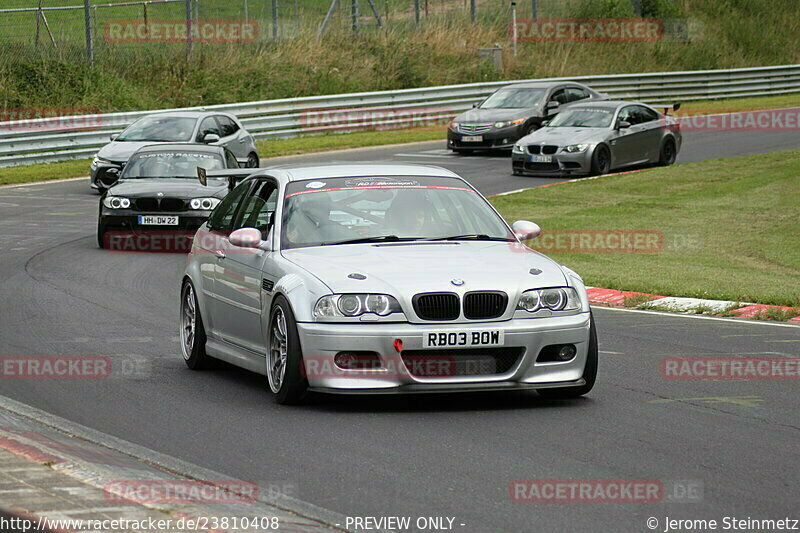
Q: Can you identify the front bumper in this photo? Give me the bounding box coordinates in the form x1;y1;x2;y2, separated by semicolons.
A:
90;162;123;189
447;126;525;151
296;313;591;393
511;149;593;176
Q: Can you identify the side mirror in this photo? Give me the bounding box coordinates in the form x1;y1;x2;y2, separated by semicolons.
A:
512;220;541;241
541;120;550;127
110;133;119;141
617;120;631;130
472;102;481;108
229;227;262;248
203;133;220;144
545;101;560;110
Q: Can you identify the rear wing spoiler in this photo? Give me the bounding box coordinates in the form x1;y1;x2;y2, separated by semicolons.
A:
662;103;681;115
197;167;259;190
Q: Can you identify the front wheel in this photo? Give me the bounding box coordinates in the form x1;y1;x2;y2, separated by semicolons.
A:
180;280;213;370
97;221;106;249
590;145;611;176
267;296;309;405
538;312;598;399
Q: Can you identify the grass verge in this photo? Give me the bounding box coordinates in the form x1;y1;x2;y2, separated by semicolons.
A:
490;149;800;307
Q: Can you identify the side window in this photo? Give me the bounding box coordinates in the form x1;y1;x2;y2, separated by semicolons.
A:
636;105;659;123
224;149;240;168
618;106;637;125
217;116;239;138
235;180;278;239
206;181;251;233
196;117;220;142
550;88;568;105
566;87;590;102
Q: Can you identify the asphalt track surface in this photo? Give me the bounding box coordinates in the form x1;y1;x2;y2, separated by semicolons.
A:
1;115;799;532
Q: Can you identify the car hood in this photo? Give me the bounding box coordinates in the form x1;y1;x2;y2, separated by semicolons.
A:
520;126;608;145
96;141;158;163
107;178;229;198
455;107;538;124
282;241;567;297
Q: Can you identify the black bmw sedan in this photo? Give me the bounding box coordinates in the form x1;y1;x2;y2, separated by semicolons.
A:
97;144;243;250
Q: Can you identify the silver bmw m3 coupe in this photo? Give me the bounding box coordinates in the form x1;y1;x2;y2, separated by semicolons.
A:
180;164;597;404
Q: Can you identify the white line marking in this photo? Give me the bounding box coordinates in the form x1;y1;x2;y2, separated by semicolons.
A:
0;176;87;190
592;305;800;328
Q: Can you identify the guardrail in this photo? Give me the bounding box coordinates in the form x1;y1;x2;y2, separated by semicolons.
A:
1;63;799;167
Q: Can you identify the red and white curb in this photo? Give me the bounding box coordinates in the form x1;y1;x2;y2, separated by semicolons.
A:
587;287;800;323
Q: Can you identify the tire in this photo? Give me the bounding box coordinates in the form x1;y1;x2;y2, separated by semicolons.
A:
97;221;106;249
658;138;676;166
525;122;540;136
267;295;309;405
246;153;260;168
590;144;611;176
538;311;598;399
180;280;213;370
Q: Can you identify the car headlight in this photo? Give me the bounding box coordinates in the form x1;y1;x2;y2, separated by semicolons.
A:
512;143;525;153
91;156;111;169
189;198;221;210
314;294;402;318
449;119;459;131
102;196;131;209
562;144;589;153
494;118;526;129
517;287;580;313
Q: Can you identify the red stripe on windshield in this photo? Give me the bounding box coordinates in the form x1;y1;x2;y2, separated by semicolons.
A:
285;184;473;198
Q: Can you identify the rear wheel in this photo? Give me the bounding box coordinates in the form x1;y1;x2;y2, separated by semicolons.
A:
267;296;309;405
180;280;213;370
590;145;611;176
658;138;676;166
538;312;598;399
246;152;260;168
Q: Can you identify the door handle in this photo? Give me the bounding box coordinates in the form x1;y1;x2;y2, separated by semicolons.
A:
239;137;246;143
214;250;226;260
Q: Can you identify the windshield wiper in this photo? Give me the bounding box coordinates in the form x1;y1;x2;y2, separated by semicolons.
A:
425;234;514;242
322;235;423;246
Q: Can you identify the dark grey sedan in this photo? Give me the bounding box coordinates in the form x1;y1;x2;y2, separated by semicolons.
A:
511;100;682;177
447;81;605;153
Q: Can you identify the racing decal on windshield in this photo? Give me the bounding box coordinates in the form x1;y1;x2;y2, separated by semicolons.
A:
286;184;473;198
344;177;420;187
306;181;326;189
138;153;218;159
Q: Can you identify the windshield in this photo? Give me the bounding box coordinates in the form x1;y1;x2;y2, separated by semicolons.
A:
116;116;197;142
121;151;224;179
281;177;512;249
549;107;615;128
480;88;545;109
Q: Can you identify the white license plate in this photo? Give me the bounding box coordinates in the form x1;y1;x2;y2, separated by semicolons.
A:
461;135;483;142
138;215;179;226
530;155;552;163
423;330;504;349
